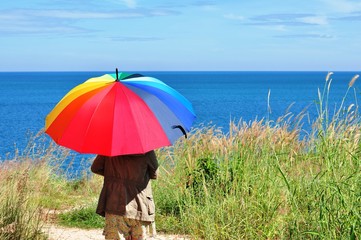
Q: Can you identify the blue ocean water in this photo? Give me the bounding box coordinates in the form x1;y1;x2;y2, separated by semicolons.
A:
0;71;360;161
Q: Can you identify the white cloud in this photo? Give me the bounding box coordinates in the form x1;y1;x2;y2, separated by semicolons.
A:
234;13;329;26
122;0;137;8
274;33;334;39
201;5;218;11
34;10;120;19
264;25;287;31
224;13;245;21
0;8;178;22
0;20;85;35
104;0;137;8
110;36;163;41
322;0;361;13
298;15;328;25
0;8;178;35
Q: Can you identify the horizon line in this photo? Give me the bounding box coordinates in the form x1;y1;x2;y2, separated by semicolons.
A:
0;70;359;73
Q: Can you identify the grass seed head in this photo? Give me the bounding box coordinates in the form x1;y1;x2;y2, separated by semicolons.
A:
326;71;333;82
348;74;359;87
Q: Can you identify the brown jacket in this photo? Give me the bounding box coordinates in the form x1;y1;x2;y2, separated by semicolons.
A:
91;151;158;222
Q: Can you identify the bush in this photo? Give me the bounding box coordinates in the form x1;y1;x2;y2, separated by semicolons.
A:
58;205;104;229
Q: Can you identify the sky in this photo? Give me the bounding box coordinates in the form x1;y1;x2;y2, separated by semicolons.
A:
1;0;361;71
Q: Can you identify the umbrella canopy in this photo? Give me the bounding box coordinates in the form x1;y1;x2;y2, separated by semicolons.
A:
45;70;196;156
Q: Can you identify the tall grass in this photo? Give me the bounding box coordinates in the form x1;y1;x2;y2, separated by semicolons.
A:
0;133;101;239
1;73;360;239
153;73;361;239
0;160;47;239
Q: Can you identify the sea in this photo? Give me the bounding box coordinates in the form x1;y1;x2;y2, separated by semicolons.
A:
1;71;360;174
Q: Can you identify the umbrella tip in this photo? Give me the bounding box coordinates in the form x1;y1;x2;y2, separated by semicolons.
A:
115;68;119;82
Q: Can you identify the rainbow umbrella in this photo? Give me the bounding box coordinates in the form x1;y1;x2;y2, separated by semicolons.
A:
45;69;196;156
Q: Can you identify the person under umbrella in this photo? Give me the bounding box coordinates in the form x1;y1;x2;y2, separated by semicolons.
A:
91;150;158;240
45;70;195;239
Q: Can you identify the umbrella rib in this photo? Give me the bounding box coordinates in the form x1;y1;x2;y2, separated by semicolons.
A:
123;82;195;131
123;84;186;138
118;84;146;153
123;78;195;113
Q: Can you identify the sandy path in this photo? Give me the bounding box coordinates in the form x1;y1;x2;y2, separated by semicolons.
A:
43;224;190;240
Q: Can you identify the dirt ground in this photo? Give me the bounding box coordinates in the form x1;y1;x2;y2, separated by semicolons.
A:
43;224;190;240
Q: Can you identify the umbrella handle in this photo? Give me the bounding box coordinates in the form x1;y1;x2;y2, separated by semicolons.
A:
172;125;187;139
